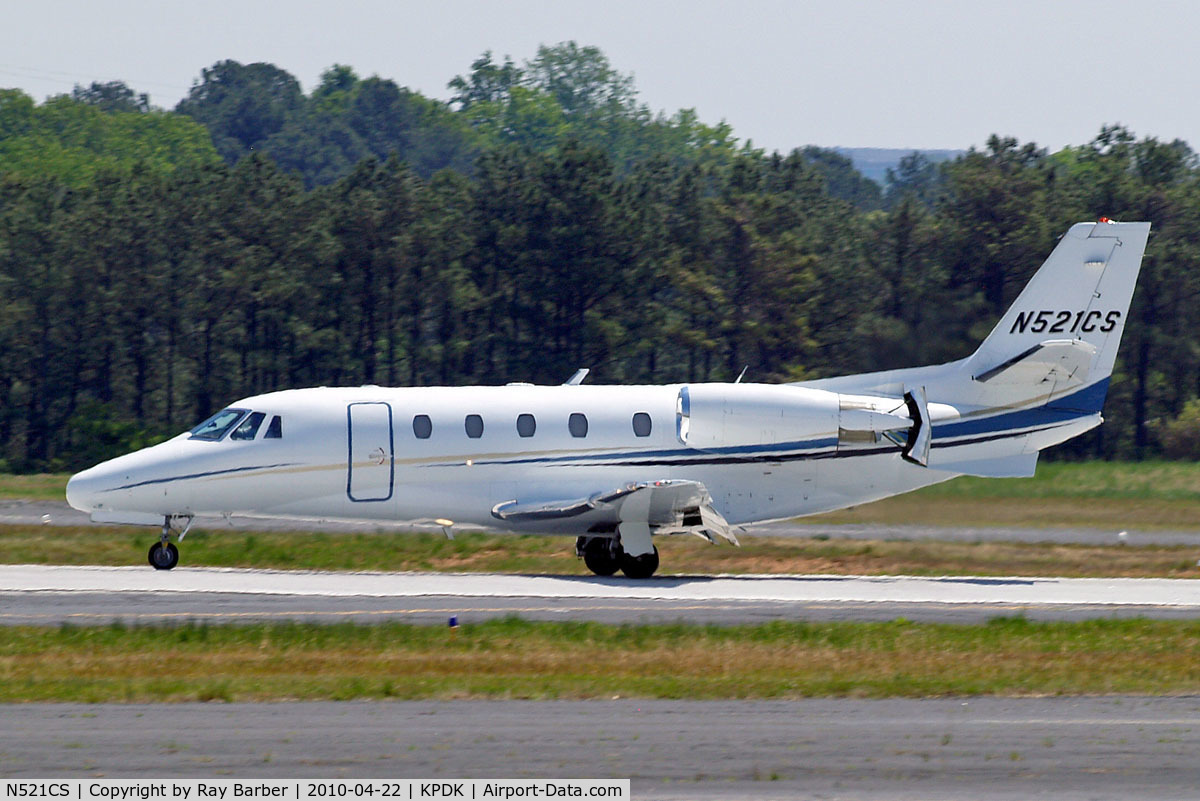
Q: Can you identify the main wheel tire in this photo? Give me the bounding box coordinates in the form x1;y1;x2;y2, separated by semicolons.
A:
619;546;659;579
582;537;621;576
148;541;179;571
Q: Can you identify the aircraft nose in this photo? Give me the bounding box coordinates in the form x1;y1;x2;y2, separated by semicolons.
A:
65;468;103;512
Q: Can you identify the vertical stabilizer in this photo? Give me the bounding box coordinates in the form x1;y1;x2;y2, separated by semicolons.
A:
793;220;1151;475
967;220;1150;389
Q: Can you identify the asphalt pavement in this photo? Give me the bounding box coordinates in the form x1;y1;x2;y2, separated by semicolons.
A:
4;698;1200;799
4;565;1200;626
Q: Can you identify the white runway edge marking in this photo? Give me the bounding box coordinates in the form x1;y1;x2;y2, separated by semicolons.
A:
4;565;1200;607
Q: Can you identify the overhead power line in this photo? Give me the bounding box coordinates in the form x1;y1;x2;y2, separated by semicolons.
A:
0;63;191;94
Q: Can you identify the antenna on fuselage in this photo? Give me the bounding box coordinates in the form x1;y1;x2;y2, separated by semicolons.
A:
564;368;590;385
734;366;748;384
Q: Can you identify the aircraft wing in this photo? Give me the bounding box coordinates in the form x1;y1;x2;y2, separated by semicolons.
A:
491;479;738;545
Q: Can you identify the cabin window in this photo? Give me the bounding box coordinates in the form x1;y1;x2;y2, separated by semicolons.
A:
189;408;248;441
568;413;588;438
413;415;432;439
516;413;536;437
632;412;652;437
230;411;266;441
465;414;484;439
265;415;283;439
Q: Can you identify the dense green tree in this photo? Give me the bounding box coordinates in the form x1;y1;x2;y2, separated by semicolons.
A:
800;146;883;210
524;42;637;119
448;52;523;110
0;90;219;186
4;48;1200;470
176;60;304;162
71;80;150;113
884;151;944;208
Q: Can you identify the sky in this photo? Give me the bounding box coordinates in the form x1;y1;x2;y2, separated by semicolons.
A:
2;0;1197;154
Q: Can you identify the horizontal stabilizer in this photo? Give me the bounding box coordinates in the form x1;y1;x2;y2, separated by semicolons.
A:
932;452;1038;478
973;339;1095;387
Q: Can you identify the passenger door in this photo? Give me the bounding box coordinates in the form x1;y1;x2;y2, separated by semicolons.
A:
347;402;394;502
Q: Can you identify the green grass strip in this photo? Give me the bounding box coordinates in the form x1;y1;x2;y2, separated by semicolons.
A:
4;524;1200;577
4;617;1200;702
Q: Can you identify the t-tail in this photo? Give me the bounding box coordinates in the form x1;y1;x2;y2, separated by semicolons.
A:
797;219;1151;477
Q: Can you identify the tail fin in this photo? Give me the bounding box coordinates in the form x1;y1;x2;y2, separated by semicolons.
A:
967;220;1150;401
794;220;1150;477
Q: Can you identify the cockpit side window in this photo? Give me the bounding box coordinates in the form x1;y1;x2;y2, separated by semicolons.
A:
189;408;248;441
230;411;266;440
265;415;283;439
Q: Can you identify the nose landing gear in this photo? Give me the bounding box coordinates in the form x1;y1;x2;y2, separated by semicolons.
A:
148;539;179;570
148;515;193;571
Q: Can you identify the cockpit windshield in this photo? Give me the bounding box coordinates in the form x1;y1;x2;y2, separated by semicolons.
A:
230;411;266;440
189;408;248;441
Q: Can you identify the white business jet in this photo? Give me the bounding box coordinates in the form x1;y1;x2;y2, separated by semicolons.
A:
67;220;1149;577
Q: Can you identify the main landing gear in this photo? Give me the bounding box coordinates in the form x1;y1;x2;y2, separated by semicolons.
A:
148;515;193;571
576;536;660;579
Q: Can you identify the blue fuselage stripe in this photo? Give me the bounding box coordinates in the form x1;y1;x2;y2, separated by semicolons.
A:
932;379;1108;440
105;462;300;492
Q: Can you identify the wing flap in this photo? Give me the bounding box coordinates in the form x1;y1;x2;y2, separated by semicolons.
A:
492;479;738;545
491;484;641;522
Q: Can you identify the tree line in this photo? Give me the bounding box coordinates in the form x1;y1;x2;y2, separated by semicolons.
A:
0;45;1198;470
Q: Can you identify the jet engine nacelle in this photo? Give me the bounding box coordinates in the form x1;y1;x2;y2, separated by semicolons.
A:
678;383;891;450
677;383;937;459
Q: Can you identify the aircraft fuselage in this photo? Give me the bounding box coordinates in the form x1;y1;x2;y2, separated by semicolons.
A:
66;383;948;532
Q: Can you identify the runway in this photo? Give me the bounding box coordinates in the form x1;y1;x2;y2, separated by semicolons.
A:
5;698;1200;799
4;564;1200;625
6;566;1200;799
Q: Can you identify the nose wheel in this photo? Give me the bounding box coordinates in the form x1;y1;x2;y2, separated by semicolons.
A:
148;515;192;570
148;541;179;570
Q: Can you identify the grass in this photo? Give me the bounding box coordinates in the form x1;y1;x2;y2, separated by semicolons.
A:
910;460;1200;501
807;460;1200;529
3;524;1200;577
4;617;1200;702
0;473;71;501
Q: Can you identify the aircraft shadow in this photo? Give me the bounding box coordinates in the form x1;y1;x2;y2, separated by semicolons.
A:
521;573;877;588
517;573;1039;588
929;576;1038;586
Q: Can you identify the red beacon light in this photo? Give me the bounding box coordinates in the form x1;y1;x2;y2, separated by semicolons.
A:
1098;216;1112;223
